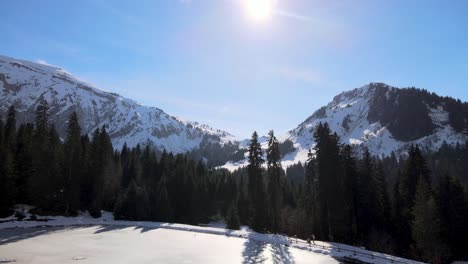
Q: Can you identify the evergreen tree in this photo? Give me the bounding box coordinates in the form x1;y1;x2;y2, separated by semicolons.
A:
398;145;431;252
247;131;267;232
114;180;149;221
4;105;17;147
30;100;57;212
313;123;346;241
226;201;240;230
237;174;250;225
63;112;83;215
266;130;282;233
46;125;65;213
0;117;15;216
34;100;50;132
341;145;359;244
14;124;34;204
401;145;430;207
154;174;173;222
412;177;447;262
438;174;468;260
303;149;317;237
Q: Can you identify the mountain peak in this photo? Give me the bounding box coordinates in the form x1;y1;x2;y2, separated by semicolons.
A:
277;84;468;167
0;55;237;153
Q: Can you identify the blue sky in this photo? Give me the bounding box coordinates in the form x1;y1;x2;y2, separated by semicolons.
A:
1;0;467;138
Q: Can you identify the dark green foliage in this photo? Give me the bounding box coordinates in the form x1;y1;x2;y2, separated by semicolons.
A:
247;131;268;232
266;130;282;233
313;123;347;241
1;104;467;264
63;112;83;215
278;139;295;158
34;100;50;132
0;117;15;216
437;175;468;260
226;202;240;230
411;177;448;262
154;174;172;221
114;180;149;220
368;84;468;140
400;145;431;207
187;140;245;167
14;124;34;204
340;145;359;244
285;162;304;184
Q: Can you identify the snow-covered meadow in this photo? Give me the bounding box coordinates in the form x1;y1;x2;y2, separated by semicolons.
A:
0;212;423;264
0;226;338;264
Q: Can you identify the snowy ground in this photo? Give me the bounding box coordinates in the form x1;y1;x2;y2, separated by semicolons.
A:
0;211;424;264
0;226;338;264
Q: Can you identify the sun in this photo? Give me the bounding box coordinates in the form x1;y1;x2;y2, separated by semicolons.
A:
245;0;275;22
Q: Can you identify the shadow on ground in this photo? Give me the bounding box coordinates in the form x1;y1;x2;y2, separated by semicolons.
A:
242;234;295;264
0;223;176;246
0;226;82;245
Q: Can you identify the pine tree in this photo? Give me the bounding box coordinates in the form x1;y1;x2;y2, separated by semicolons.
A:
341;145;359;244
4;105;16;147
34;100;50;133
247;131;267;232
411;177;447;262
63;112;83;215
14;124;34;204
237;174;250;225
303;149;317;237
313;123;346;241
30;100;56;212
0;117;15;216
113;180;149;221
438;174;468;260
397;145;431;252
266;130;282;233
47;125;65;213
226;201;240;230
155;174;172;222
401;145;430;207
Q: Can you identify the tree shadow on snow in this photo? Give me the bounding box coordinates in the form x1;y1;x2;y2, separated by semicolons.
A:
0;226;82;245
242;237;268;264
241;234;296;264
271;243;295;264
92;224;159;234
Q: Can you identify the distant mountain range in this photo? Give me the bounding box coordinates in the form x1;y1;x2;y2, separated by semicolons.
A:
1;55;467;168
0;55;236;154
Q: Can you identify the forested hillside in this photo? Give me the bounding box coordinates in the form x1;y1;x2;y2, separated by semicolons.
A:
1;102;467;263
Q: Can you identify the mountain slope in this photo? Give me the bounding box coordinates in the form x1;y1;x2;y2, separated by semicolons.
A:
278;82;468;166
0;55;236;153
223;83;468;170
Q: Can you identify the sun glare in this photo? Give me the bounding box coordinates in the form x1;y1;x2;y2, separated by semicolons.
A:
245;0;275;22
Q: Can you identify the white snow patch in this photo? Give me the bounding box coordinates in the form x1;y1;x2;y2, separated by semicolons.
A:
0;212;422;264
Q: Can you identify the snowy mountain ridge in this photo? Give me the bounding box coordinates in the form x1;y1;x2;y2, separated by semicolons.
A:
278;83;468;165
2;55;467;168
0;55;236;153
223;83;468;170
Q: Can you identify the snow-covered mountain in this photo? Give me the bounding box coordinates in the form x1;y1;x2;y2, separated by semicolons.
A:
2;55;467;168
224;83;468;170
0;55;236;153
278;82;468;166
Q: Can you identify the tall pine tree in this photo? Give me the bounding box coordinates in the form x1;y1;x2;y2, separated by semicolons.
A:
266;130;282;233
247;131;267;232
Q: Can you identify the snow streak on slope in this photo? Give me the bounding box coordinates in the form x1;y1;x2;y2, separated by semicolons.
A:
0;55;235;152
